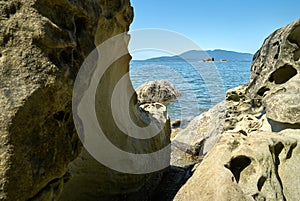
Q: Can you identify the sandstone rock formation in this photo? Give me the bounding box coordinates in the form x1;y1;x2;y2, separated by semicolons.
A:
60;1;171;200
171;101;225;166
0;0;100;200
174;130;300;201
136;80;181;104
173;19;300;200
0;0;170;200
247;19;300;126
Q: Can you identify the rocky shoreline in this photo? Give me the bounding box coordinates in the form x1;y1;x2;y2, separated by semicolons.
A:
171;18;300;200
0;0;299;200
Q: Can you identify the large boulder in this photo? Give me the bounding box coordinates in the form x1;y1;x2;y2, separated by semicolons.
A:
173;19;300;200
136;80;181;104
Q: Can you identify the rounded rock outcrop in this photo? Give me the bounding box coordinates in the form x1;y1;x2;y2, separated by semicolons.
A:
247;19;300;124
173;19;300;201
136;80;181;104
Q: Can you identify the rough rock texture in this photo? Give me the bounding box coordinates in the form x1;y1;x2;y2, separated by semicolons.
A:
0;0;100;200
171;102;225;167
1;0;170;200
174;130;300;201
247;19;300;125
136;80;181;104
173;19;300;200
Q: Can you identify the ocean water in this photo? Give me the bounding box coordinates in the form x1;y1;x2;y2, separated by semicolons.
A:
130;60;251;121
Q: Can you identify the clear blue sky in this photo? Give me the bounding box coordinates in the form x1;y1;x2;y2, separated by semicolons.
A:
130;0;299;59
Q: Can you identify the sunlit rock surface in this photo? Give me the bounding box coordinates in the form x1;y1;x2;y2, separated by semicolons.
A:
173;19;300;201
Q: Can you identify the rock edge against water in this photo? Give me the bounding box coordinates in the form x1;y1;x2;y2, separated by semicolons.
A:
172;18;300;201
136;80;181;105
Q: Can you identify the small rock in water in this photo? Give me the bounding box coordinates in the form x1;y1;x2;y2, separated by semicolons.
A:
171;119;182;129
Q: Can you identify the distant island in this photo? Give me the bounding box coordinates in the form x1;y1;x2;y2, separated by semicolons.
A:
141;49;253;62
199;57;229;62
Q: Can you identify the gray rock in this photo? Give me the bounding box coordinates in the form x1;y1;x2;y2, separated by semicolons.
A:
174;130;300;201
247;19;300;124
173;19;300;200
171;101;226;167
136;80;181;104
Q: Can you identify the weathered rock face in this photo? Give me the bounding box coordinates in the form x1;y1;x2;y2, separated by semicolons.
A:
247;19;300;125
174;130;300;201
171;101;226;167
136;80;181;104
173;19;300;200
1;0;170;200
0;0;100;200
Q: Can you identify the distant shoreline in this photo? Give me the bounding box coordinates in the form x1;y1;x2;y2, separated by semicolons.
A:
131;49;253;62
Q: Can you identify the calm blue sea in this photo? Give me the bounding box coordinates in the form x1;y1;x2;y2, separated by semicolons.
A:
130;60;251;121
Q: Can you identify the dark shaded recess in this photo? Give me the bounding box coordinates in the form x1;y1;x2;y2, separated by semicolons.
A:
171;120;181;129
53;111;65;121
48;49;61;68
151;165;195;201
257;86;270;97
2;1;21;18
33;0;74;30
225;156;251;183
2;34;12;46
273;41;280;60
61;48;73;64
72;17;96;80
27;175;70;201
252;193;266;201
193;138;206;157
252;50;260;62
239;130;247;136
73;50;79;60
257;176;267;191
250;98;262;108
294;49;300;61
269;142;286;201
288;25;300;46
286;142;297;160
268;118;300;132
100;0;122;15
269;64;297;84
226;91;240;102
288;25;300;61
53;111;71;122
75;17;86;35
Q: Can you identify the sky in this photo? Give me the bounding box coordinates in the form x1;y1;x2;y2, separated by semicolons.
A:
129;0;300;60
